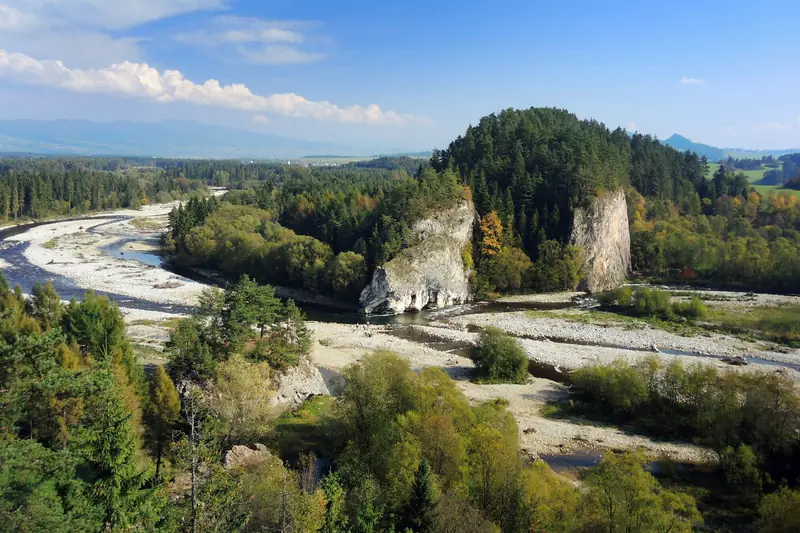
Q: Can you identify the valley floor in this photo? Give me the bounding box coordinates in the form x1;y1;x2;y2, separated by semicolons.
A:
3;206;800;470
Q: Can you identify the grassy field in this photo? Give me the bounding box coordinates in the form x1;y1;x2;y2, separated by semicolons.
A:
704;163;768;182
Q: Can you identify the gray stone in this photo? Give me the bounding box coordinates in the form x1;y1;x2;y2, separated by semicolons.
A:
270;358;330;408
360;201;477;314
224;443;273;469
570;189;631;293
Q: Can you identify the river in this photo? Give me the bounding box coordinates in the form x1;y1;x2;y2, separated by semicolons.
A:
4;209;783;469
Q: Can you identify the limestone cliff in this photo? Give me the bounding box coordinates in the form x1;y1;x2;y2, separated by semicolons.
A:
570;189;631;293
360;201;477;314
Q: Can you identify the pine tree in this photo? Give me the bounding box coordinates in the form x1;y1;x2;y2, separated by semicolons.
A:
401;460;438;533
321;473;350;533
473;171;491;215
28;280;62;331
145;366;181;479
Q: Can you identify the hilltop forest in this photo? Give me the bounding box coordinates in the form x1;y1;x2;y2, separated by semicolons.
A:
158;108;800;299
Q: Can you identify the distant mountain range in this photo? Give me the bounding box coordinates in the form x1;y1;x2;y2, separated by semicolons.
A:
0;119;372;159
664;134;800;161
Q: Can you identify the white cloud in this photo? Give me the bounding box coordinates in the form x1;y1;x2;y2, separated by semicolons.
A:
626;121;637;132
252;114;270;124
757;121;793;132
679;76;706;85
0;5;37;30
0;49;422;125
175;16;323;64
0;1;229;66
238;45;324;65
4;0;226;30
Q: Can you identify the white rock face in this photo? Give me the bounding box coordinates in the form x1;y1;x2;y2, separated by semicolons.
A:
270;358;330;408
570;189;631;293
360;201;477;314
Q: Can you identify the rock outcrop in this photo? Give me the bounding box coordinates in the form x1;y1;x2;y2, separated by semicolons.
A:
360;201;477;314
224;443;273;469
270;358;330;408
570;189;631;293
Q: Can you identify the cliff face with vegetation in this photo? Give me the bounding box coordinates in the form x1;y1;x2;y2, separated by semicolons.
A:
570;189;631;292
359;201;477;314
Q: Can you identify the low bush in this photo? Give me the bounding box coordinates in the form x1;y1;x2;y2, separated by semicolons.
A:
472;326;528;383
673;297;709;319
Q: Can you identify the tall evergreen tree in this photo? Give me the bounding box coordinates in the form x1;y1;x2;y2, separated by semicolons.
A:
401;460;438;533
144;366;181;480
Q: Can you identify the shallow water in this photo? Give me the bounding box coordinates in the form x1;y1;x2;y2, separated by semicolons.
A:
103;238;163;268
539;449;604;471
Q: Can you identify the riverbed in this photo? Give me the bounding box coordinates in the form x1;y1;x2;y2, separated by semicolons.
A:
2;204;798;468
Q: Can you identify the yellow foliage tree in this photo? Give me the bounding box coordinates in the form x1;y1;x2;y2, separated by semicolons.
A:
480;211;503;258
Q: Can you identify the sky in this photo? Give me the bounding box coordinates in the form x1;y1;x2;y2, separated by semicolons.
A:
1;0;799;153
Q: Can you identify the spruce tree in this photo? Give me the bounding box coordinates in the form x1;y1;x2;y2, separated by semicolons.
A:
473;171;491;215
401;460;438;533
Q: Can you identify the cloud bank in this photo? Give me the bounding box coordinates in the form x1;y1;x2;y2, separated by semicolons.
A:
0;49;421;125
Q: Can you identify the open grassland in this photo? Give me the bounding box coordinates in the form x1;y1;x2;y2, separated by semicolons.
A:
705;163;768;182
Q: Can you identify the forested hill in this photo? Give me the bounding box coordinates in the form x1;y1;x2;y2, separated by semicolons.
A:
431;107;707;246
430;107;800;293
663;134;726;161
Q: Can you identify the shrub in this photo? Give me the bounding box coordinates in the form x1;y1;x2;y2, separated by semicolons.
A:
632;288;673;319
472;327;528;383
757;487;800;533
571;361;648;417
673;297;708;320
595;286;632;308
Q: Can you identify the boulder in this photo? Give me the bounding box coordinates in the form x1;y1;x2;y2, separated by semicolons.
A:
270;358;330;408
360;201;477;314
570;189;631;293
224;443;272;469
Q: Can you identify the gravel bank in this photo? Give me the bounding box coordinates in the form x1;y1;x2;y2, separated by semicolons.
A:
447;311;740;357
406;324;759;375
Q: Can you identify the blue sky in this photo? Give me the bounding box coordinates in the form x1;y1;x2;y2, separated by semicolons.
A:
0;0;799;153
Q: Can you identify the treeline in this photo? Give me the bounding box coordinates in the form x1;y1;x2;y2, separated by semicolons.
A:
165;167;464;301
759;154;800;185
345;155;429;175
629;185;800;292
0;156;208;221
567;357;800;526
723;155;779;171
